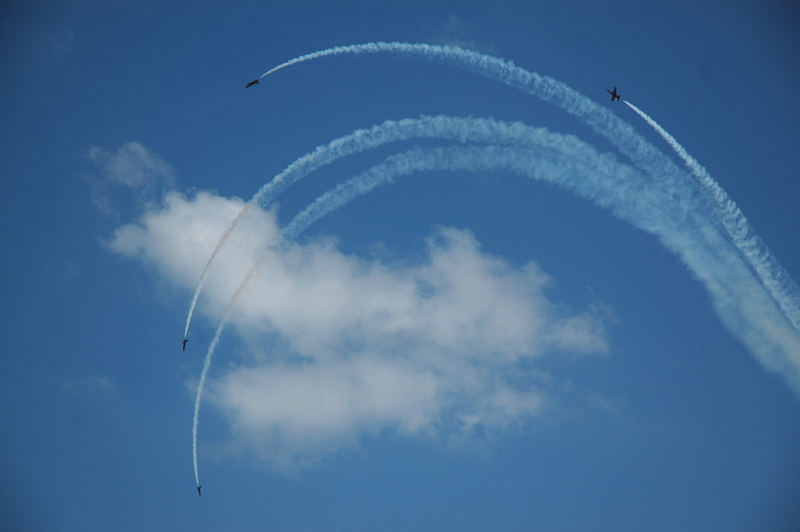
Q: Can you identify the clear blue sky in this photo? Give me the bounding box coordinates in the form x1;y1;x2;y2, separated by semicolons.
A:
2;1;799;530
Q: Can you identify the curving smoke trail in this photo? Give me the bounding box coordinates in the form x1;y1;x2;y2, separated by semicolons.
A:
191;125;800;486
191;310;224;486
624;100;800;330
192;261;262;487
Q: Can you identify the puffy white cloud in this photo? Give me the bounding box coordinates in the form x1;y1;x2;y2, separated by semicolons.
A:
112;191;610;469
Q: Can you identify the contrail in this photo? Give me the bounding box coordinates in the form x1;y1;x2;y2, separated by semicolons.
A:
191;130;800;485
624;100;800;330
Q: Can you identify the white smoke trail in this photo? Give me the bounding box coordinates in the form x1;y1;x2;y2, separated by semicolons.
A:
191;134;800;485
624;100;800;330
282;146;639;242
192;261;262;487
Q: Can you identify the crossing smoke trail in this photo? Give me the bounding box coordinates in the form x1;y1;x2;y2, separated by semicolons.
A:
190;127;800;485
624;100;800;330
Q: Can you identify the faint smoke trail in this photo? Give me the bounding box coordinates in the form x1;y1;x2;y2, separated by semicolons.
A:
184;204;253;340
624;100;800;330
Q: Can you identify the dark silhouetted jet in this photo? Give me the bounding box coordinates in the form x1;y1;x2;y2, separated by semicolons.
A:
182;338;189;351
197;485;202;496
245;79;259;88
606;87;621;101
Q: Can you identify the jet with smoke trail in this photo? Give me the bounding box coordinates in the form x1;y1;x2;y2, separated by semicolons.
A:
189;43;800;485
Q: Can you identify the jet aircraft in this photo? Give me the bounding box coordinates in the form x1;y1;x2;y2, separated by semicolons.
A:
197;486;202;496
245;79;259;88
182;339;188;351
606;87;621;101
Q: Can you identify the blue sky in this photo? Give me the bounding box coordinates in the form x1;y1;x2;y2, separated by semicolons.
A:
2;1;799;530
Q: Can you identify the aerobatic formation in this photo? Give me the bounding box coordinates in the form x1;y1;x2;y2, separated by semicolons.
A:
185;41;800;495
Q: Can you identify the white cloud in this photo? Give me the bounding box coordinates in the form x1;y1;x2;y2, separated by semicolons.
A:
112;191;610;470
